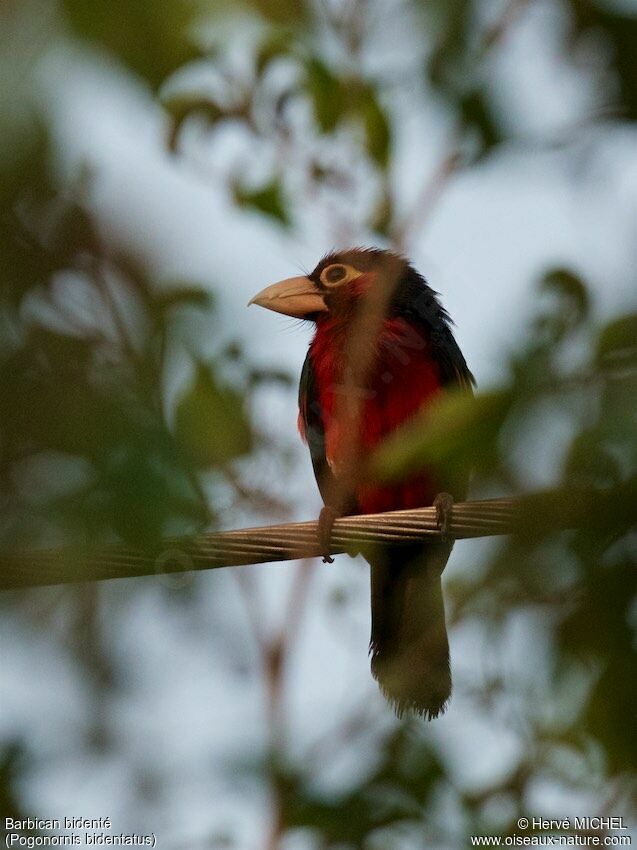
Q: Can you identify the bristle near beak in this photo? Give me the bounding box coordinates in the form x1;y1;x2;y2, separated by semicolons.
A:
248;276;328;319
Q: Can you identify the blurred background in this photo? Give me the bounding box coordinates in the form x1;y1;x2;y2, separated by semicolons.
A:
0;0;635;847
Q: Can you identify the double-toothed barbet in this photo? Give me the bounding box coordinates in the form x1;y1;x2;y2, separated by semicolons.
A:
249;248;474;718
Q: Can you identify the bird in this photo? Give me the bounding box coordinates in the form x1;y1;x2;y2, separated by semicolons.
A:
249;247;474;719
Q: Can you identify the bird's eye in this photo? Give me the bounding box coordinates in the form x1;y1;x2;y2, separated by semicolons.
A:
322;264;348;286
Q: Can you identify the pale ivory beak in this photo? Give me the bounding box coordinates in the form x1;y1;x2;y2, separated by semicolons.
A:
248;276;328;319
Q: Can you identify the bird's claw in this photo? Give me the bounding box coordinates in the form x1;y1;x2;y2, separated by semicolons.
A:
318;505;340;563
433;492;454;543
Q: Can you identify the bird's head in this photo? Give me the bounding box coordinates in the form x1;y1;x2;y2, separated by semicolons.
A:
249;248;423;322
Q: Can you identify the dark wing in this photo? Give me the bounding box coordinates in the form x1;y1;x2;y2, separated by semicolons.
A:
399;283;475;500
398;280;475;392
429;319;475;393
298;350;336;505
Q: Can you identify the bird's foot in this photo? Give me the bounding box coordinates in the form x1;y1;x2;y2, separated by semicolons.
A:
433;492;454;543
318;505;341;564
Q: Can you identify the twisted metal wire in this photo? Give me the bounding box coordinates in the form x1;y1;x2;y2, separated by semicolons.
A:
0;498;518;590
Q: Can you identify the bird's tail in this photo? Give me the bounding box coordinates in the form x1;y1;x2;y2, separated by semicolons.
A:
369;542;452;719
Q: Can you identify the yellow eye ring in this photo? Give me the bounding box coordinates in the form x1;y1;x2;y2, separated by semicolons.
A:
320;264;359;287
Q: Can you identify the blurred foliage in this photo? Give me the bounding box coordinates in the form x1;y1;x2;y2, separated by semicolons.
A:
568;0;637;120
175;360;252;465
0;0;636;848
0;5;262;552
0;128;253;550
160;0;637;235
0;743;33;841
233;178;290;226
271;726;447;845
61;0;202;89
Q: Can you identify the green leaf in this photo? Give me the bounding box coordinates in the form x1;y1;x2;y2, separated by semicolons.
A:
62;0;201;90
558;558;637;772
568;0;637;121
234;178;289;226
162;93;225;125
255;32;293;77
361;87;391;168
596;312;637;366
153;286;214;314
371;388;512;483
424;0;473;93
174;362;252;467
369;192;393;236
564;429;622;489
459;88;502;159
540;268;590;324
533;268;590;344
305;57;344;133
163;94;226;152
249;0;308;27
